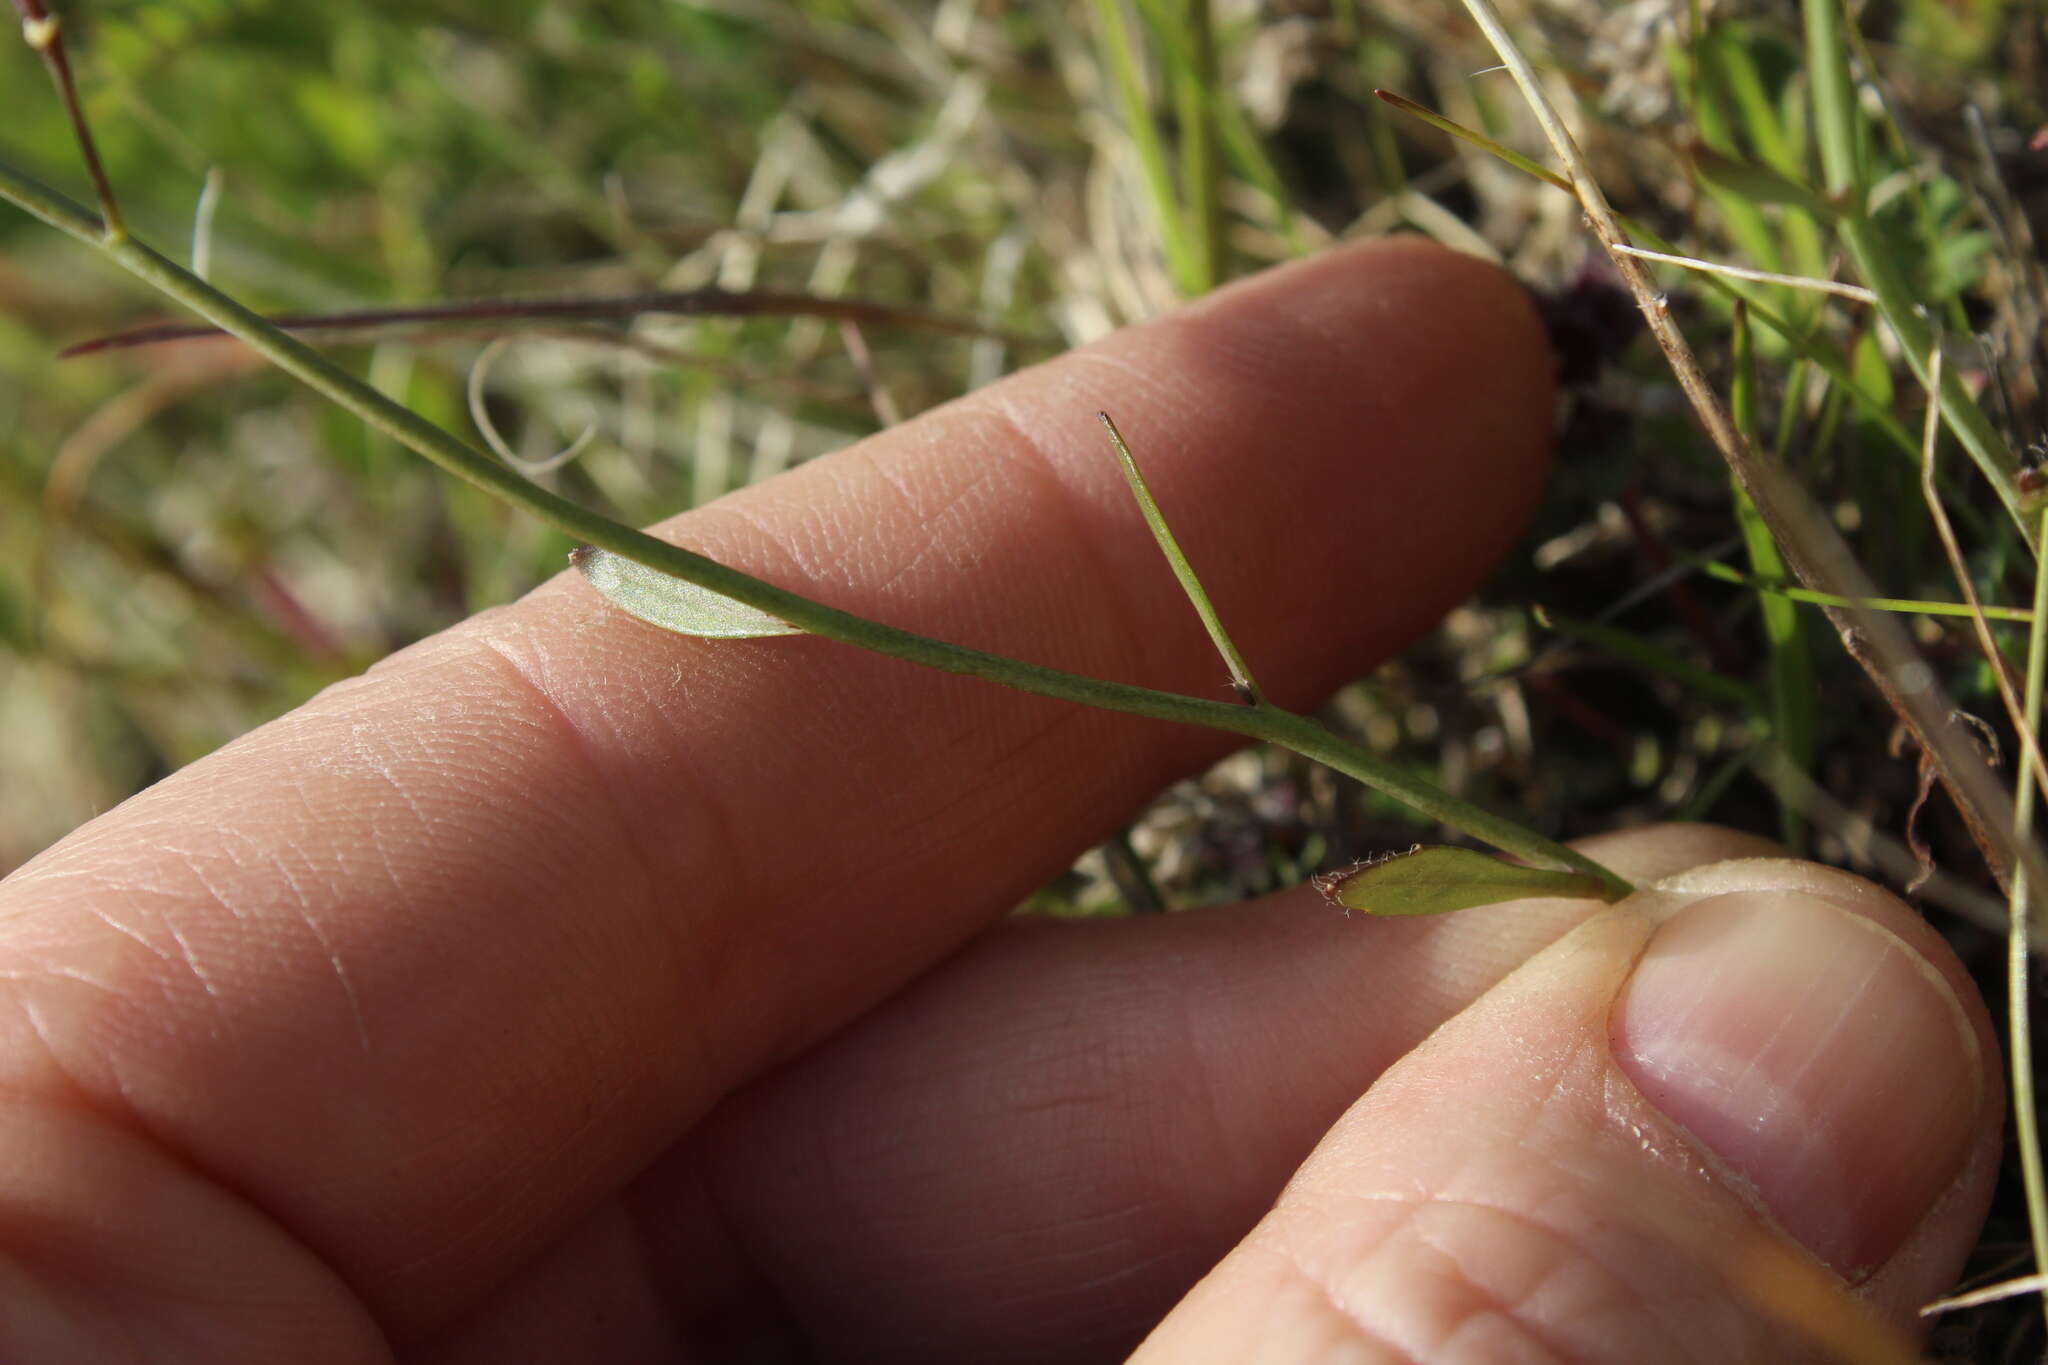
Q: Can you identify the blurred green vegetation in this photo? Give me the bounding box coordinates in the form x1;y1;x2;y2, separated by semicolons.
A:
1;0;1064;862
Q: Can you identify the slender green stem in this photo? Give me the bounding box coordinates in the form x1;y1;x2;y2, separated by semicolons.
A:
1700;561;2036;621
1258;710;1633;900
0;152;1634;898
2011;503;2048;1334
1802;0;1862;197
1097;411;1260;702
0;155;1233;725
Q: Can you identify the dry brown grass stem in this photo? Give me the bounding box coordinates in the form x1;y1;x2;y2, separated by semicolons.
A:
1918;347;2048;821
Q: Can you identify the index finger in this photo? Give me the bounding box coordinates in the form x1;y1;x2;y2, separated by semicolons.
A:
0;239;1557;1337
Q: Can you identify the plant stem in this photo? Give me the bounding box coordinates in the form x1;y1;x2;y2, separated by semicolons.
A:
1258;709;1633;899
13;0;125;241
0;152;1631;896
1374;88;1920;462
1698;562;2036;621
2012;502;2048;1335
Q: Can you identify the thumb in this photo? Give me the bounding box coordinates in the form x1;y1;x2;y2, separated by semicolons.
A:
1136;859;2000;1362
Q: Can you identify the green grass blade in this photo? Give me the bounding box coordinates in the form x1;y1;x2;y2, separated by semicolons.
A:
1090;0;1200;294
1214;86;1304;254
1700;561;2036;622
1731;303;1816;849
1374;89;1569;193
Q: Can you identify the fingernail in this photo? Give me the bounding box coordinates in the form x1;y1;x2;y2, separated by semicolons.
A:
1613;890;1981;1274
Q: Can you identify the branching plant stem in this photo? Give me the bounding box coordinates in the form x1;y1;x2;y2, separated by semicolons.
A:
12;0;124;241
0;151;1634;902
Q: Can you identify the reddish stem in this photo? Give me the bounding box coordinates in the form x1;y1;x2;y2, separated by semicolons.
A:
13;0;125;238
62;289;1044;357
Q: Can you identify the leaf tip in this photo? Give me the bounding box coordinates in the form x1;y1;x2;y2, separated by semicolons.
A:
1312;844;1421;913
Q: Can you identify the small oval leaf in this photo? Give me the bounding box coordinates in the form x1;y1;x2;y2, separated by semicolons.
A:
1314;845;1609;917
571;546;802;640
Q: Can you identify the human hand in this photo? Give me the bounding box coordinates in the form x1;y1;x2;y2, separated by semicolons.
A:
0;240;1997;1362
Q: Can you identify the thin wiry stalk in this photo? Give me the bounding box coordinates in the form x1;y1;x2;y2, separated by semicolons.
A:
62;289;1041;358
11;0;124;240
2012;503;2048;1331
1610;245;1877;303
1917;348;2048;812
1698;562;2037;622
1373;87;1920;460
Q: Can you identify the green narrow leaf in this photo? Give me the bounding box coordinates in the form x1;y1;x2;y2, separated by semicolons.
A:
570;546;801;639
1314;845;1614;917
1096;411;1260;702
1731;302;1816;850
